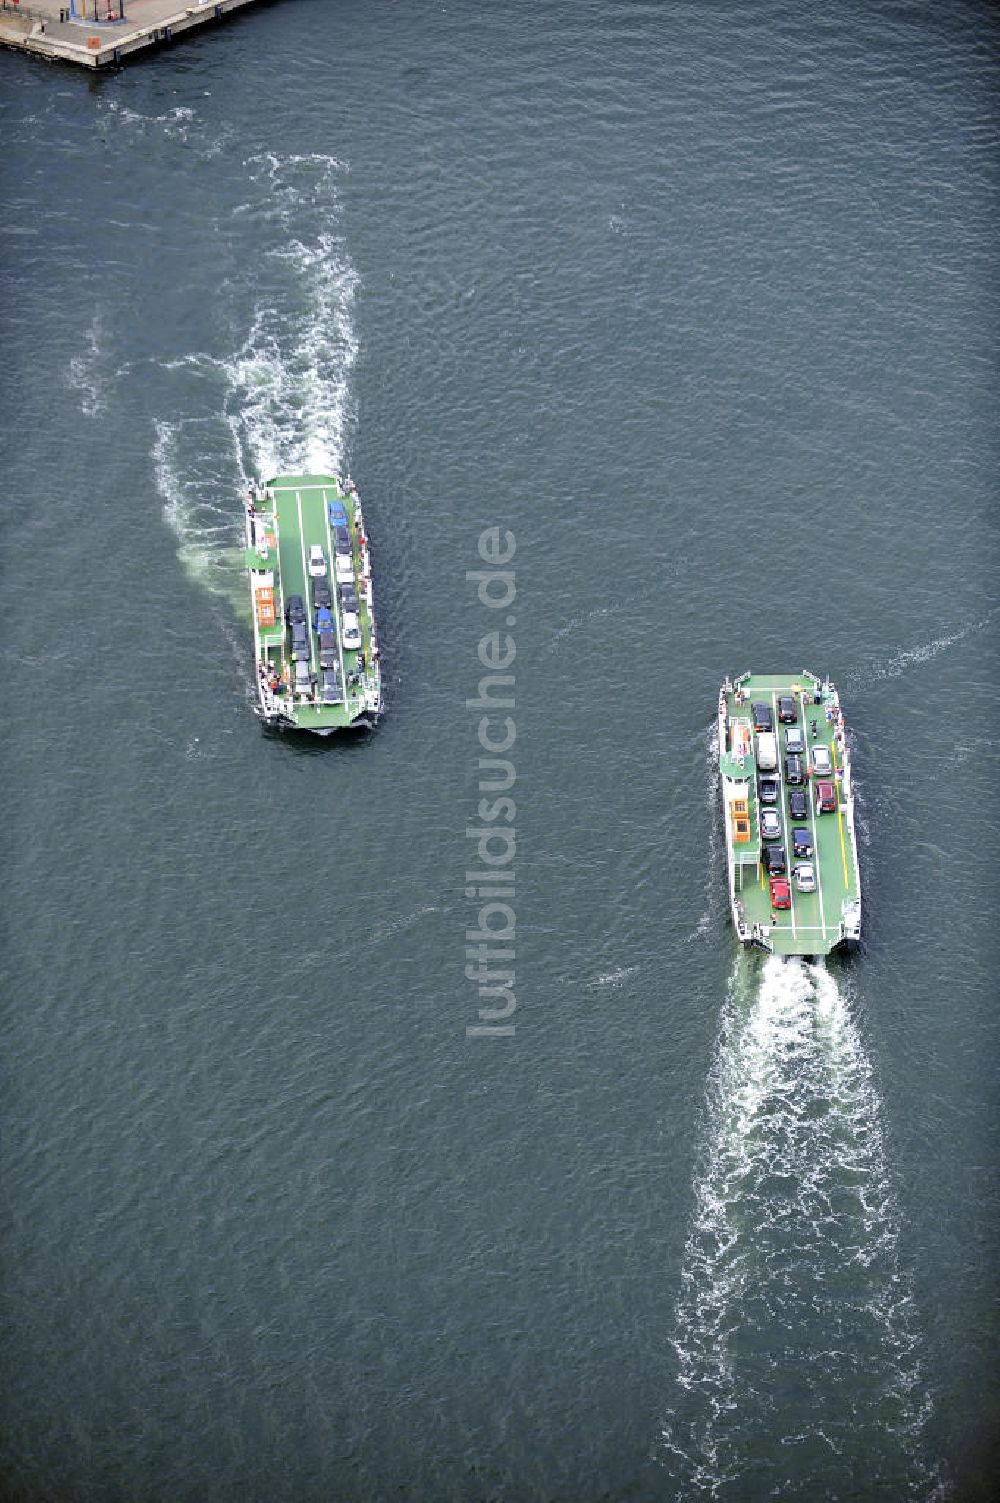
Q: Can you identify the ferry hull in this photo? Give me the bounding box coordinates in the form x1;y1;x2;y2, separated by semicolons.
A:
719;671;862;959
245;474;383;737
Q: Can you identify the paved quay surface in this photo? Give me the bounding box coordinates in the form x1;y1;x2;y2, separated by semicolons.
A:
0;0;269;66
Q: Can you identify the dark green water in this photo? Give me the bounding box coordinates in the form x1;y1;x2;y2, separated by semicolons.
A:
2;3;998;1499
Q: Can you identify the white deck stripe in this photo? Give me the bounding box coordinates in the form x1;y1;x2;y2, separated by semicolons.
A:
770;689;797;936
271;482;341;493
295;491;320;698
807;709;829;944
322;487;349;706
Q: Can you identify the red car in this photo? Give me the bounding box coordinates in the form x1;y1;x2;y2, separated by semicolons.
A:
769;876;791;911
815;779;837;813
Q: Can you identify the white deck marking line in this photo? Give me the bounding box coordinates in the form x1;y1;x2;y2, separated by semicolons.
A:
271;504;285;646
295;490;320;703
770;925;837;932
271;482;342;494
771;689;796;939
322;486;349;712
268;502;290;697
808;723;829;946
342;493;362;714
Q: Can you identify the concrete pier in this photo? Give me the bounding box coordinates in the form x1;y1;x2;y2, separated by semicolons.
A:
0;0;269;67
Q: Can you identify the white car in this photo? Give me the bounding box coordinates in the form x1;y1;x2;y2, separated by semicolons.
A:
341;610;362;652
293;660;313;697
793;862;816;893
308;544;327;577
811;746;833;777
335;552;354;585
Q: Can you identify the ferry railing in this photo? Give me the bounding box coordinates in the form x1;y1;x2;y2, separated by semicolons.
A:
68;0;126;18
0;0;127;21
0;0;51;23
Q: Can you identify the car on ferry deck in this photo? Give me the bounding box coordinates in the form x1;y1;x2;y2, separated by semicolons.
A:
341;611;362;652
793;862;816;893
317;630;338;669
785;753;805;785
290;620;310;661
792;827;813;858
285;593;306;625
777;696;798;723
752;702;773;732
785;726;806;755
788;788;808;822
769;876;792;910
308;544;327;577
811;745;834;777
758;776;778;806
321;667;342;704
760;809;782;842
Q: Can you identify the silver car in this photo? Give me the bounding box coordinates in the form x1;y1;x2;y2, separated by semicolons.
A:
793;862;816;893
760;809;782;842
811;745;834;777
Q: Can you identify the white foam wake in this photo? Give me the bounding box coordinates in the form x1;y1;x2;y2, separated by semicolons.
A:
148;149;358;609
845;615;995;693
66;312;112;419
64;131;359;622
222;230;359;483
660;957;946;1500
686;721;723;944
221;151;358;481
152;417;248;613
105;100;196;140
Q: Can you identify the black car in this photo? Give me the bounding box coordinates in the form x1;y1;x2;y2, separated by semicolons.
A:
785;754;805;785
312;576;332;609
333;525;352;556
792;827;813;858
788;788;808;822
763;843;786;876
320;667;342;704
777;695;798;724
751;701;773;732
758;776;779;806
317;630;338;669
290;620;310;661
340;582;359;613
285;593;306;626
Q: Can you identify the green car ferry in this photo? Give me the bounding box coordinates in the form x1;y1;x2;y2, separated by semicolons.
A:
244;473;382;734
718;671;861;956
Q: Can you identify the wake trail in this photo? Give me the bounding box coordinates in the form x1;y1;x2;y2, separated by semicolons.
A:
68;110;359;622
660;956;946;1501
845;613;996;694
